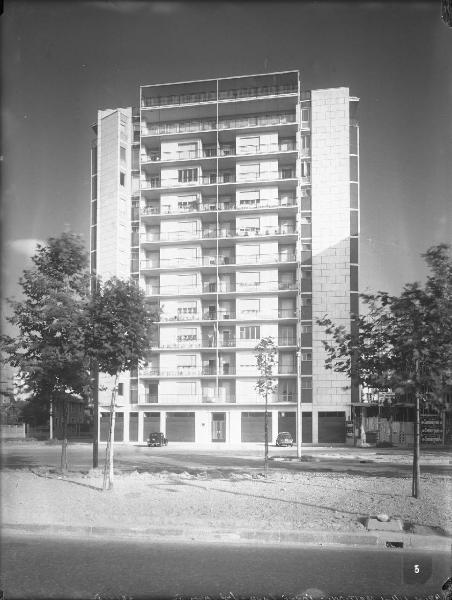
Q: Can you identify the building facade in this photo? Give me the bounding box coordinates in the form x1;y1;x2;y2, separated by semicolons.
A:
91;71;359;445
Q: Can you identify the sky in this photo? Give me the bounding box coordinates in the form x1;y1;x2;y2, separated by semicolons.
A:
1;0;451;316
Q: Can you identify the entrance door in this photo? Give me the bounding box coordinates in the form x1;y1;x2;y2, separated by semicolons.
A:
212;413;226;442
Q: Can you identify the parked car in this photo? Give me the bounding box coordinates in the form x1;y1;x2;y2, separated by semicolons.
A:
147;432;168;447
276;432;294;447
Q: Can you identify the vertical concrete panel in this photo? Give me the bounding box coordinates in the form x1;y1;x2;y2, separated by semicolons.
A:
311;88;352;413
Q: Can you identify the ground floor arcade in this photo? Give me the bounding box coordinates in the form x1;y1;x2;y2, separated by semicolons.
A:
98;406;349;445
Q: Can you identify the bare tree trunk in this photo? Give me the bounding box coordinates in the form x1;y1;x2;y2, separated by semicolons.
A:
412;391;421;498
49;394;54;440
60;399;68;474
264;389;268;478
103;374;118;491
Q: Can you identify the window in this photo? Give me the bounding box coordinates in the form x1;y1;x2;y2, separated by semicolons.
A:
301;162;311;178
239;136;260;154
177;194;198;210
178;168;198;183
120;146;126;165
177;273;197;288
117;383;124;396
301;108;310;124
239;189;260;206
238;163;260;180
239;217;260;234
177;328;197;342
120;172;126;186
178;301;197;317
300;325;312;333
240;244;260;261
178;142;198;159
177;355;196;368
300;352;312;361
301;377;312;389
300;135;310;150
240;299;260;315
239;325;260;340
176;381;197;396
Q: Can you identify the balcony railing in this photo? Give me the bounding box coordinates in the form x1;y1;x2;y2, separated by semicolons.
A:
140;253;296;271
141;196;297;217
278;366;297;374
141;84;297;109
141;112;296;136
218;83;297;100
142;119;217;136
141;226;296;243
144;279;299;297
143;142;298;164
219;112;296;130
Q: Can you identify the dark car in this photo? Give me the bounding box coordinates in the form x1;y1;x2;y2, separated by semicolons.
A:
276;432;294;447
147;432;168;447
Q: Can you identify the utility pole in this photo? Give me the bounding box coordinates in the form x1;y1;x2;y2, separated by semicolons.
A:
412;359;421;498
92;362;99;468
296;349;302;458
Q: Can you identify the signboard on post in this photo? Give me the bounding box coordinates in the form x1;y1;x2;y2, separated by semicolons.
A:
420;414;443;445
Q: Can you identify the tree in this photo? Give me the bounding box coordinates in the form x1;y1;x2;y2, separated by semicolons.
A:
255;336;278;477
1;233;91;471
317;244;452;498
87;277;158;490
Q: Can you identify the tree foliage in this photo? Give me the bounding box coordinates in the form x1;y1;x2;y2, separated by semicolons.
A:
1;233;92;408
255;336;278;399
317;244;452;407
87;277;159;377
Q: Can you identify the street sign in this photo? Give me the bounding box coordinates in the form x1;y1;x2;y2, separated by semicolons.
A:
420;414;443;444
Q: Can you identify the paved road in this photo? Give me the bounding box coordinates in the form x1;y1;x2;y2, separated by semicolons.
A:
1;533;450;599
1;443;451;477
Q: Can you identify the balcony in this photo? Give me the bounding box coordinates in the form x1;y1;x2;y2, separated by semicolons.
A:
218;83;297;101
141;196;298;218
145;279;299;298
141;142;299;166
141;83;297;109
278;365;297;375
219;112;296;130
141;226;296;244
141;112;296;137
142;119;217;137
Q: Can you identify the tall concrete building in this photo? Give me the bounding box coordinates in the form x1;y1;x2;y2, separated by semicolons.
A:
91;71;359;445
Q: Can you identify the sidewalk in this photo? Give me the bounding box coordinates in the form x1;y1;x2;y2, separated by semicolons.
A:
2;465;451;550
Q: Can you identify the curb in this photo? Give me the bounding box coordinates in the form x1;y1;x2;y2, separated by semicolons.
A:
3;523;451;551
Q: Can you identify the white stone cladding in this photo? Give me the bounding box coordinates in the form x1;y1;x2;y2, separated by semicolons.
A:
96;107;133;407
311;88;351;418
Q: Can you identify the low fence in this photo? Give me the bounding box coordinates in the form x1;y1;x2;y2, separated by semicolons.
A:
0;424;26;439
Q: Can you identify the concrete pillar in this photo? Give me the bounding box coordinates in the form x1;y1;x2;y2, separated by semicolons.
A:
138;411;144;443
312;409;319;444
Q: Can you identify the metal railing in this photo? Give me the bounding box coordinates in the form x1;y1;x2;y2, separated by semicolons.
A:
144;280;298;296
141;226;296;243
141;112;297;137
141;84;297;109
140;253;296;271
141;196;297;217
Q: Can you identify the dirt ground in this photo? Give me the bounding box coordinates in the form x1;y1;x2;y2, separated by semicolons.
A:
2;467;451;535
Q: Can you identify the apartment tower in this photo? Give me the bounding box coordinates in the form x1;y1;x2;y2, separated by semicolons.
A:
91;71;359;444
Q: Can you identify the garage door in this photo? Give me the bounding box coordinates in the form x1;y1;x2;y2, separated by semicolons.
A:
318;412;346;443
241;412;272;442
99;412;124;442
166;412;195;442
129;412;139;442
278;412;296;441
143;412;160;439
302;412;312;443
